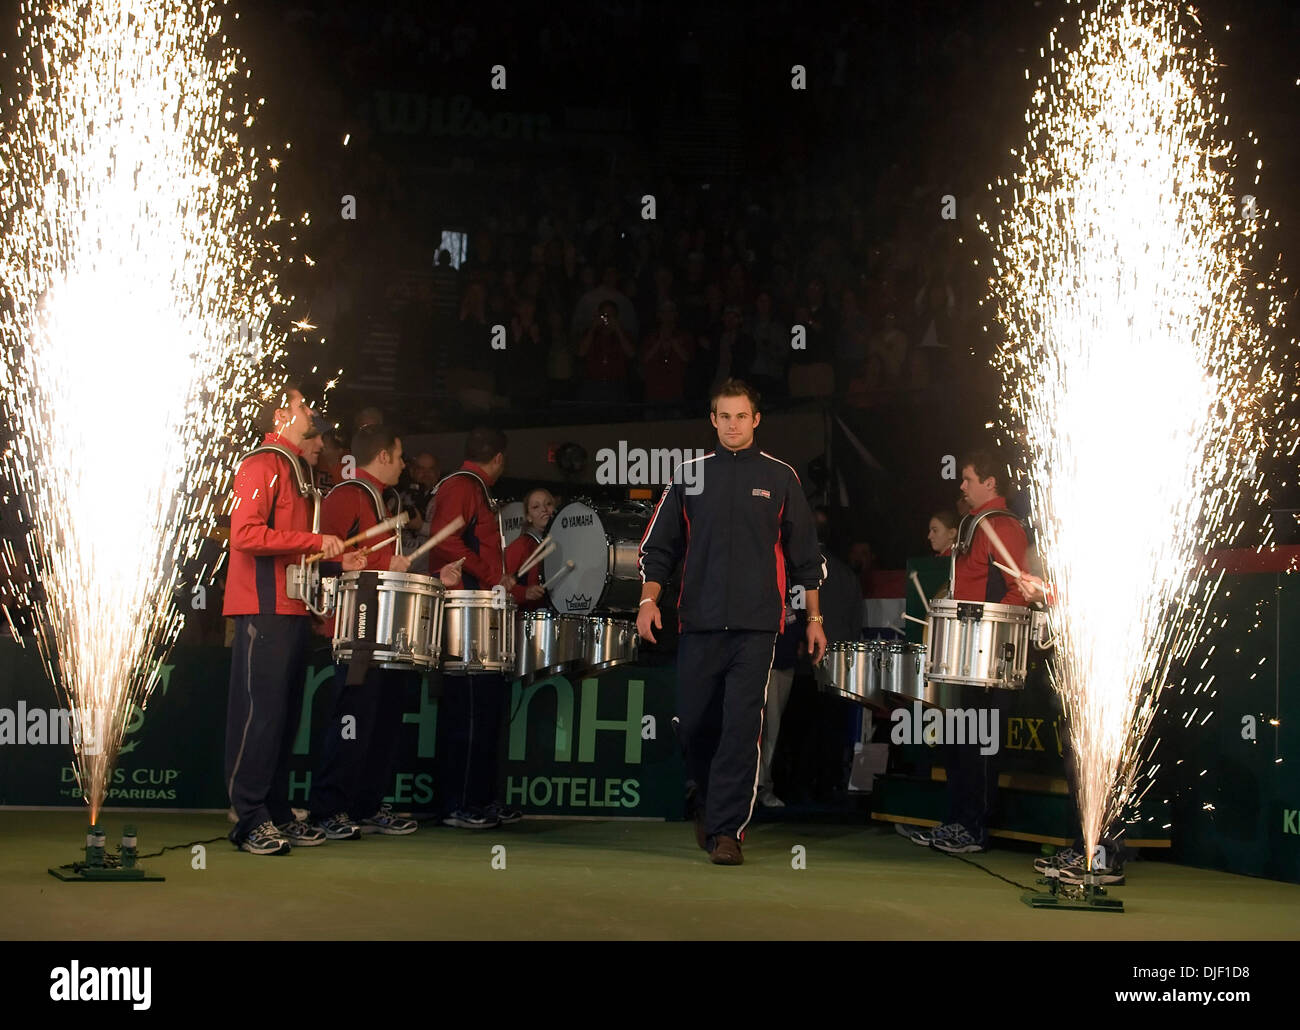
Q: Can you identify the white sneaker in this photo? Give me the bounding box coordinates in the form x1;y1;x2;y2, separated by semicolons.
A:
758;789;785;808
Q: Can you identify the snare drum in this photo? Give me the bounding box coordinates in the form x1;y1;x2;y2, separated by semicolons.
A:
543;501;650;614
925;598;1031;689
441;590;518;674
816;641;887;709
576;616;639;674
880;642;928;702
333;571;445;671
515;610;587;684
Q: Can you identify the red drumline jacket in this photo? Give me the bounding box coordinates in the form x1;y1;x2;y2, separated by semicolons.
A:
425;461;504;590
315;470;398;637
223;435;327;617
952;495;1028;606
322;470;398;572
504;531;545;609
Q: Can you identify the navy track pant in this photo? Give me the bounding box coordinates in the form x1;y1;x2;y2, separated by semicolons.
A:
434;672;508;815
224;614;311;843
676;630;777;843
310;663;418;822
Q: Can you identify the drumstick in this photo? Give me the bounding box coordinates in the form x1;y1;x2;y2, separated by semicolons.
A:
542;560;575;590
305;512;409;563
908;571;931;615
359;534;397;557
978;518;1024;579
902;613;928;626
515;536;555;576
404;515;467;565
994;560;1055;603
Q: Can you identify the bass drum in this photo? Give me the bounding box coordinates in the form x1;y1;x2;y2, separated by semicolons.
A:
498;500;526;548
543;501;650;614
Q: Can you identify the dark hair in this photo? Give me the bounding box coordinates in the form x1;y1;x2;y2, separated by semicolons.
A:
351;424;399;468
466;426;508;463
354;406;384;431
930;509;959;531
959;450;1004;496
710;377;761;415
259;379;303;434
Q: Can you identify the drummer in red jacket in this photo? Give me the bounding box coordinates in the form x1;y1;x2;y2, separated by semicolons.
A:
223;382;349;857
308;424;461;842
504;487;555;610
425;427;521;830
910;451;1028;857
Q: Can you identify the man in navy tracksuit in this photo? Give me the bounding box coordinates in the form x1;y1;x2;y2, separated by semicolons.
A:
638;378;827;865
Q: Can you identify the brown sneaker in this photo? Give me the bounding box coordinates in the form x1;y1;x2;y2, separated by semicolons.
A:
709;835;743;865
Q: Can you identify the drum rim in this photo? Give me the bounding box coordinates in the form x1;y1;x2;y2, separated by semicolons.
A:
928;597;1033;622
338;570;446;591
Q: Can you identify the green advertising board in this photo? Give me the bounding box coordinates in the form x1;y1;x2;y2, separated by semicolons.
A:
0;637;684;820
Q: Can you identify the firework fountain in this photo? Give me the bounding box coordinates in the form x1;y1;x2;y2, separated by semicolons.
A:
0;0;288;828
984;0;1289;884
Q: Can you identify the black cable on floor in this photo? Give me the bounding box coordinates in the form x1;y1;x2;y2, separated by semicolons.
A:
942;850;1043;892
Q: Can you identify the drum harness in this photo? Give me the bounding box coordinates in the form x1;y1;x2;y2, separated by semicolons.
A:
422;470;506;704
428;469;506;581
951;508;1020;609
328;477;407;684
238;443;333;617
951;508;1055;649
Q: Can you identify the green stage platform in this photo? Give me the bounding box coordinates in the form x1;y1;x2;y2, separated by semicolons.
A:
3;811;1297;940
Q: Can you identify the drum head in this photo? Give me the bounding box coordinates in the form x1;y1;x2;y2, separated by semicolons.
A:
498;501;526;547
544;501;611;615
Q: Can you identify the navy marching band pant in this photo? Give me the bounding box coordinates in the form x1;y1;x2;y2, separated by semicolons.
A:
310;663;419;822
434;672;509;815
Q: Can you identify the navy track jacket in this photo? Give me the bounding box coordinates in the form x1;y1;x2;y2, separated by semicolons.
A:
638;444;824;633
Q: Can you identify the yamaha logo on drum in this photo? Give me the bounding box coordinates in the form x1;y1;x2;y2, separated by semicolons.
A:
357;602;369;638
562;514;594;529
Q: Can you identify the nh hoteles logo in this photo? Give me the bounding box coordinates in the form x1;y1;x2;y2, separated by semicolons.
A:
49;962;151;1010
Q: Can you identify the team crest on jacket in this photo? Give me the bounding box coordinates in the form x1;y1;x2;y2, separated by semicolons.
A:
752;488;771;499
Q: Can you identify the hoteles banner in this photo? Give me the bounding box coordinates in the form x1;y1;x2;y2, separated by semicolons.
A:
0;638;685;819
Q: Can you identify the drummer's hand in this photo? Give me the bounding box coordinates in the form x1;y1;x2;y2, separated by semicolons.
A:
806;622;828;665
499;573;518;591
318;534;346;559
525;584;545;601
388;554;412;574
341;551;367;572
1019;572;1047;604
439;562;463;587
636;601;661;644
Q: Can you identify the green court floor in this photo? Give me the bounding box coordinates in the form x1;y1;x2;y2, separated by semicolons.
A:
2;811;1297;940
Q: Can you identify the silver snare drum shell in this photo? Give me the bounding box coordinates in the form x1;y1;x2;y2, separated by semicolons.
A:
576;616;639;675
816;641;887;710
924;598;1032;689
515;610;587;684
442;590;518;674
880;641;928;703
332;570;445;671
